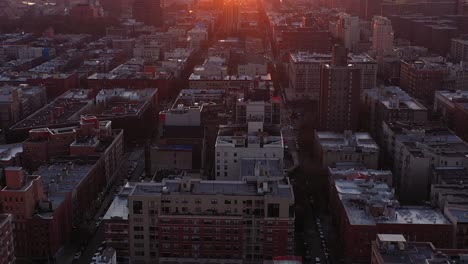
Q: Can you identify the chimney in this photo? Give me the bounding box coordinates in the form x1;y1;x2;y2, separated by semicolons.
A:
5;167;26;190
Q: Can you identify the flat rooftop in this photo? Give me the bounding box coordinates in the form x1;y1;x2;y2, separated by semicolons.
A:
129;177;293;199
436;90;468;102
35;161;96;195
172;89;225;108
217;125;283;147
446;207;468;223
335;179;450;226
364;86;427;111
388;122;468;157
433;166;468;184
94;88;157;118
316;131;379;152
10;89;93;130
376;241;440;264
103;190;130;221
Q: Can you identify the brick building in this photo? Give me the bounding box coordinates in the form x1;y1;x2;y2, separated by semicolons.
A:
103;177;295;264
0;168;73;263
8;88;157;143
319;46;362;132
400;60;444;106
87;61;175;101
27;73;79;100
0;214;15;264
330;178;454;264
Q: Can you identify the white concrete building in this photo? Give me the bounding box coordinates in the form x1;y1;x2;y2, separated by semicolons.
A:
372;16;394;56
215;123;283;180
235;95;281;125
314;131;379;169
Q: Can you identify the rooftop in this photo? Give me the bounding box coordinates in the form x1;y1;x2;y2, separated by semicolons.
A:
10;89;93;130
103;189;130;221
216;124;283;147
374;235;467;264
35;161;96;196
364;86;427;111
172;89;225;108
316;131;379;152
129;177;293;199
385;122;468;158
335;179;450;226
94;88;157;118
435;90;468;103
433;166;468;185
446;207;468;224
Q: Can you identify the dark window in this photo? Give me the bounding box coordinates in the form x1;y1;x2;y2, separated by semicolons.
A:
133;201;143;214
267;203;280;217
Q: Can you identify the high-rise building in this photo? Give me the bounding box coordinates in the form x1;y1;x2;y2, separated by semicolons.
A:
133;0;163;27
319;46;361;132
336;13;360;52
372;16;394;56
117;177;295;263
224;0;239;35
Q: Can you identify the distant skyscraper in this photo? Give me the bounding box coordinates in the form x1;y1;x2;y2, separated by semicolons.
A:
319;45;361;132
372;16;394;56
133;0;163;27
224;0;239;35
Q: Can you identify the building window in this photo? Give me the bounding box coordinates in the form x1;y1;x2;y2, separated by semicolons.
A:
133;201;143;214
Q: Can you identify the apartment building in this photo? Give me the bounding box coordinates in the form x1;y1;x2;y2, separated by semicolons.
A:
110;177;295;264
361;86;427;142
371;234;468;264
330;178;454;264
314;131;379;169
215;123;283;180
0;214;15;264
382;122;468;203
287;52;376;102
